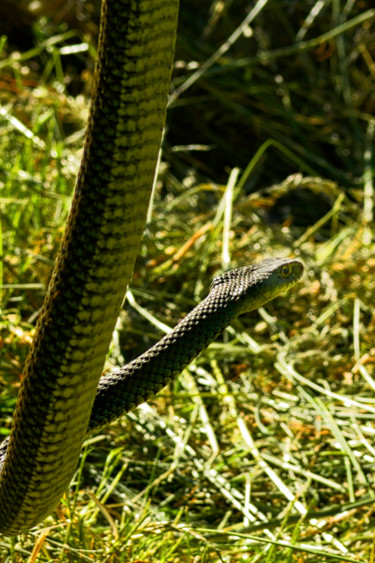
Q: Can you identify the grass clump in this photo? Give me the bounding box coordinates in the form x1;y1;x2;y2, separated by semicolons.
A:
1;1;375;561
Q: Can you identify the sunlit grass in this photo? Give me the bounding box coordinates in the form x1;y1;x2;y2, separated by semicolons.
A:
1;1;375;561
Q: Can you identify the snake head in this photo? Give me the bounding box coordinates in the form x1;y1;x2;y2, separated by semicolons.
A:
210;257;304;316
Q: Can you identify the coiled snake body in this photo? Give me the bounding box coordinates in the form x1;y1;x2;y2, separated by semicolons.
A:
0;0;303;536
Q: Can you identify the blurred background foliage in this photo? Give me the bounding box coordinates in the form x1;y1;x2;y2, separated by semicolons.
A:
1;2;375;561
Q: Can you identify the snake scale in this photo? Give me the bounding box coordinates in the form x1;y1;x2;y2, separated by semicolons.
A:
0;0;303;536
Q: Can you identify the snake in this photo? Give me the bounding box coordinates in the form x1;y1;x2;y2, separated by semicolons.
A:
0;0;304;536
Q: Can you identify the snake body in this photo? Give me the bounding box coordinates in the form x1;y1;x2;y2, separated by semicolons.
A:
0;0;303;537
0;0;179;536
88;258;303;430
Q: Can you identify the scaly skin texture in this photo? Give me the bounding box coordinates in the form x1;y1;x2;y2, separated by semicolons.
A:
88;257;304;430
0;0;179;536
0;257;303;485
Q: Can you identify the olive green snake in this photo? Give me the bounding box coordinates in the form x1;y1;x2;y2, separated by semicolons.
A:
0;0;304;536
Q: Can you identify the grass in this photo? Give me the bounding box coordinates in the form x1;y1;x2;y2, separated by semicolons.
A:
1;0;375;561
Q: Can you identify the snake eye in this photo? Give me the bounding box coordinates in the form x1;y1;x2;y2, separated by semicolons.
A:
281;264;291;278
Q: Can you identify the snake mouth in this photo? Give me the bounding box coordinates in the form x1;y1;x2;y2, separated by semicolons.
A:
285;259;304;285
266;257;304;299
207;257;304;317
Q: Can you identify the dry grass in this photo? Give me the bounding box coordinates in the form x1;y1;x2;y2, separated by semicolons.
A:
1;1;375;561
